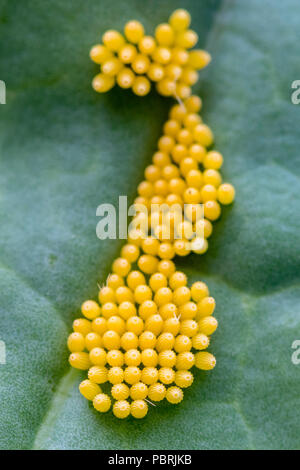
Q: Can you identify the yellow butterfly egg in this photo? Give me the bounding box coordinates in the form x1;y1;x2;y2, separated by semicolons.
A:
121;332;139;351
157;242;175;260
113;400;131;419
93;393;111;413
141;348;158;367
102;57;123;76
124;366;142;385
186;169;203;189
171;47;189;66
168;177;187;195
67;332;85;352
174;335;192;353
175;30;198;49
69;352;91;370
141;367;159;385
163;317;180;336
102;30;125;52
132;54;151;75
188;49;211;70
195;351;216;370
130;382;148;400
190;281;209;302
148;382;166;401
192;333;210;350
156;78;176;97
117;67;135;89
73;318;92;336
107;273;124;290
198;316;218;336
106;349;124;367
111;383;130;401
79;380;101;401
157;260;176;278
128;228;146;247
173;239;191;257
127;270;146;290
176;352;195;370
126;315;144;335
81;300;101;320
204;150;223;170
89;347;107;366
164;119;181;137
147;62;165;82
169;271;187;290
203;200;221;221
90;44;113;64
124;20;145;44
112;257;131;277
179;319;198;337
159;302;178;320
138;35;156;55
154;287;173;306
145;314;164;336
102;330;121;350
184;113;202;129
194;219;213;240
85;332;103;351
144;164;161;182
203;169;222;188
134;284;152;304
92;73;115;93
88;365;108;384
166;386;184;404
102;302;118;319
197;296;216;317
158;367;175;385
118;44;137;64
142;236;160;256
180;157;198;177
139;301;158;321
118;301;137;320
132;76;151;96
131;400;148;419
153;151;171;168
201;184;218;202
106;315;126;335
139;331;157;350
169;9;191;31
183;187;201;205
158;350;177;368
217;183;235;205
189;143;206;163
175;370;194;388
108;366;124;384
124;349;142;367
115;286;134;304
173;286;191;306
156;333;175;352
98;286;115;304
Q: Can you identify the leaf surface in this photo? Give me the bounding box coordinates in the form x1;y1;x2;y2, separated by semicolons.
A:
0;0;299;450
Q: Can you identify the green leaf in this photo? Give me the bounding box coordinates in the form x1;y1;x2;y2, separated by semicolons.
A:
0;0;299;450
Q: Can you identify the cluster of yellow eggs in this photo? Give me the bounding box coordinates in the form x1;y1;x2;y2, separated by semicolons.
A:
68;9;236;419
129;94;235;257
90;9;211;97
68;266;217;419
